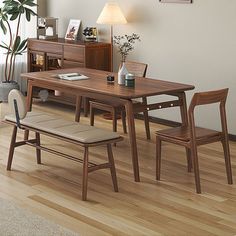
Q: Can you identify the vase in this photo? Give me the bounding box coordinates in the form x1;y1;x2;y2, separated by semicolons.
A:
0;81;20;102
118;62;128;85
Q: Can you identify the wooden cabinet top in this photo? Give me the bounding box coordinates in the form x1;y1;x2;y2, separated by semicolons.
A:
28;38;111;48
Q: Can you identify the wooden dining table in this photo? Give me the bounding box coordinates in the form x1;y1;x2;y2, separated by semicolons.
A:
21;67;195;182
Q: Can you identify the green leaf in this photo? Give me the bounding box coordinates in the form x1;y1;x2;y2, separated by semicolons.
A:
28;8;37;16
13;35;21;52
0;20;7;34
1;41;9;48
24;1;37;7
0;43;9;50
19;6;24;14
10;12;19;21
24;7;37;21
25;8;30;21
20;45;27;53
2;14;8;21
7;7;19;14
6;0;19;6
17;38;27;51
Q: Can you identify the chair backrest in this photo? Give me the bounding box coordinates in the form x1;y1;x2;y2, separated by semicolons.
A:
123;61;148;77
8;89;27;120
188;88;229;136
189;88;228;110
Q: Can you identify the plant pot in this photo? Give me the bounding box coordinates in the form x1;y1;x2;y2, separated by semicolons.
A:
0;81;20;102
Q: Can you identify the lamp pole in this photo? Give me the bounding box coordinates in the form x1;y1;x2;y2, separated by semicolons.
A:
110;24;113;72
96;2;127;72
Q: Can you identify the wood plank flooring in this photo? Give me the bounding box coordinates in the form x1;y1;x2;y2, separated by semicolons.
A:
0;101;236;236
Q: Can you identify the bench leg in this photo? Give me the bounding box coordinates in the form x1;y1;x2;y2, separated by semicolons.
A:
35;132;41;164
82;147;89;201
24;130;29;141
7;126;17;171
107;144;118;192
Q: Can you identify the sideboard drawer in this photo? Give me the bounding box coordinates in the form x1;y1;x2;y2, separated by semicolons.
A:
64;45;85;62
28;41;63;54
63;60;84;68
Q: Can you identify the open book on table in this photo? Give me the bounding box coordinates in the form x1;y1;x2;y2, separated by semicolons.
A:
57;73;89;81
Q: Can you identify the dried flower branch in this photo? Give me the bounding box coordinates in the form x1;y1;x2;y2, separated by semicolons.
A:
113;33;140;62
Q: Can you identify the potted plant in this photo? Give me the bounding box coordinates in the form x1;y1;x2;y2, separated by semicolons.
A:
113;33;140;63
0;0;37;102
113;33;140;85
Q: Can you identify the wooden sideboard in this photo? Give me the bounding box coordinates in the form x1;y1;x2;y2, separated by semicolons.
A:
27;38;111;104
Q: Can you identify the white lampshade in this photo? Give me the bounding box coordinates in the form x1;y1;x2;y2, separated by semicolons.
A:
96;2;127;25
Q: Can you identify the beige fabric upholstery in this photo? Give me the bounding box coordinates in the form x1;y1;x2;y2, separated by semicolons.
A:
5;112;120;144
6;90;120;144
8;89;27;119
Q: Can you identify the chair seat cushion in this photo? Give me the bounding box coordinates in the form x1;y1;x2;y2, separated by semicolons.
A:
5;112;120;144
156;126;221;142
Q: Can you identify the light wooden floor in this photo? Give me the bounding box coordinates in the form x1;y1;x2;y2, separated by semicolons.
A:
0;101;236;236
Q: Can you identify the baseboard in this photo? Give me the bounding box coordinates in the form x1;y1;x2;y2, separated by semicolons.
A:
135;114;236;141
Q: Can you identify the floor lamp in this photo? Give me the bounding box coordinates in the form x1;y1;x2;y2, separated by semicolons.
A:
96;2;127;72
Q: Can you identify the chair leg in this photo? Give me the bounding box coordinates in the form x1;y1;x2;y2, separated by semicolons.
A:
221;140;233;184
112;109;117;132
156;136;162;180
112;109;117;146
90;104;95;126
7;126;17;171
35;132;41;164
142;97;151;140
185;147;192;172
121;111;127;134
75;96;82;122
107;144;118;192
191;147;201;194
83;97;89;117
82;147;89;201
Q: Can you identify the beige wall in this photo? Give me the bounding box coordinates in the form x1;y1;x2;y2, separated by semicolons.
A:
46;0;236;135
37;0;47;17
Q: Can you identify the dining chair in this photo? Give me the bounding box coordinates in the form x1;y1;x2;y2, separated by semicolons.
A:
89;61;150;139
156;88;233;193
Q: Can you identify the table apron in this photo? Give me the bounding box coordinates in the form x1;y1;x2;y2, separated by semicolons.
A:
134;99;181;113
28;79;130;105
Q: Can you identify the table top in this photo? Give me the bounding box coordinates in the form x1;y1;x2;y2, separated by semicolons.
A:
21;67;195;99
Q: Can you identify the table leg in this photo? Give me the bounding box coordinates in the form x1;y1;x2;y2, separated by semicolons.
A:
125;100;140;182
24;81;33;141
75;96;82;122
179;92;188;126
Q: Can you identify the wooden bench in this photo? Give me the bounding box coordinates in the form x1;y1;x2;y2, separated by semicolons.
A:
4;90;123;201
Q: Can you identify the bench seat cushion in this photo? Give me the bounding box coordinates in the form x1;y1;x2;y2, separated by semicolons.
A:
5;112;120;144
